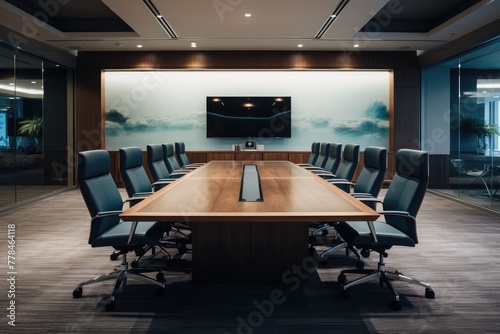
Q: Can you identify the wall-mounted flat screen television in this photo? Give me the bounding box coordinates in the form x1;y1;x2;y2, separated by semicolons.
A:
206;96;291;138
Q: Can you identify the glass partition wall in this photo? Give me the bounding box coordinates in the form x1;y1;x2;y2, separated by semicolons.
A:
422;38;500;212
0;45;73;209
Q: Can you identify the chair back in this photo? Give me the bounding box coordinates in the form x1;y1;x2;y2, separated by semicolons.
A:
383;149;429;244
315;142;331;168
162;143;182;173
306;142;321;165
353;146;387;196
335;144;360;181
119;147;152;198
175;142;190;167
147;144;172;189
77;150;123;244
323;142;342;173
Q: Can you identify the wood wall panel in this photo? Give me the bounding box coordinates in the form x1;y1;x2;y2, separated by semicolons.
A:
263;152;289;161
206;153;234;161
235;152;263;161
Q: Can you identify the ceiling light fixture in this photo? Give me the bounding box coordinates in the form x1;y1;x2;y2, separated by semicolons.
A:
353;44;359;48
137;44;143;48
245;13;251;17
315;0;350;39
298;44;303;48
191;42;197;48
143;0;178;39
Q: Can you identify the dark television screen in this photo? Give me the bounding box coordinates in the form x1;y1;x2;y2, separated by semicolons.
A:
206;96;291;138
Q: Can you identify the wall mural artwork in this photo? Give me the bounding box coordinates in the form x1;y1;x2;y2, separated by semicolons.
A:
104;71;390;151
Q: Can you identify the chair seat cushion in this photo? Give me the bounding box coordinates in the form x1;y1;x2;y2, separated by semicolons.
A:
91;221;165;248
335;220;416;248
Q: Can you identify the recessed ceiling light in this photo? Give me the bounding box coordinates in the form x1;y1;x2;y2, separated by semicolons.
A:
298;44;303;48
31;81;36;84
191;42;197;48
137;44;143;48
353;44;359;48
245;13;251;17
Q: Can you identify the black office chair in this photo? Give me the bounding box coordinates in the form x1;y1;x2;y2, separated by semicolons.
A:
120;146;177;200
163;143;192;175
309;142;343;175
316;143;359;183
73;149;167;311
335;149;434;310
119;147;188;254
121;147;157;202
146;144;183;190
309;144;359;252
175;142;204;168
147;144;193;241
314;146;387;266
297;142;320;167
302;142;332;170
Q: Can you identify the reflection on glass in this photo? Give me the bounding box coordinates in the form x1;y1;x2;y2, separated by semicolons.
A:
0;44;72;210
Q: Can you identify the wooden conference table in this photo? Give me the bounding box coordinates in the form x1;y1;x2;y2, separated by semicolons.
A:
121;160;379;283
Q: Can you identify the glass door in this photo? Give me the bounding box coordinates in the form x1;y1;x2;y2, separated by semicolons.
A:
457;48;500;210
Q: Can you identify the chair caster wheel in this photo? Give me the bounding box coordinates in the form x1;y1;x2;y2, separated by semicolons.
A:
321;229;329;236
156;272;166;282
390;300;401;310
73;287;82;298
338;273;347;284
105;300;116;311
110;252;119;261
340;289;350;299
361;248;370;258
425;288;435;299
356;260;364;269
131;260;139;268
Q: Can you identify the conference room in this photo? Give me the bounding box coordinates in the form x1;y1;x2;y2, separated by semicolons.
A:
0;1;500;333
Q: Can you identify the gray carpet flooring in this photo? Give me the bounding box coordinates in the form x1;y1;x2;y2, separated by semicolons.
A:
0;188;499;333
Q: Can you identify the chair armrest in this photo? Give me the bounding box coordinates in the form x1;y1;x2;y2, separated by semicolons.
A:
378;210;416;221
350;193;374;198
357;197;382;203
170;171;188;177
153;179;176;186
314;172;336;179
133;192;154;197
327;179;352;184
181;165;199;170
304;166;324;171
123;192;153;206
92;210;123;221
297;163;313;167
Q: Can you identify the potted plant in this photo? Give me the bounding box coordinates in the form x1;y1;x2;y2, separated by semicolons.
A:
17;117;43;153
460;114;500;154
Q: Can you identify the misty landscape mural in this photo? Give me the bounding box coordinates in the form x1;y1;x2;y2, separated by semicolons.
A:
104;71;390;151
